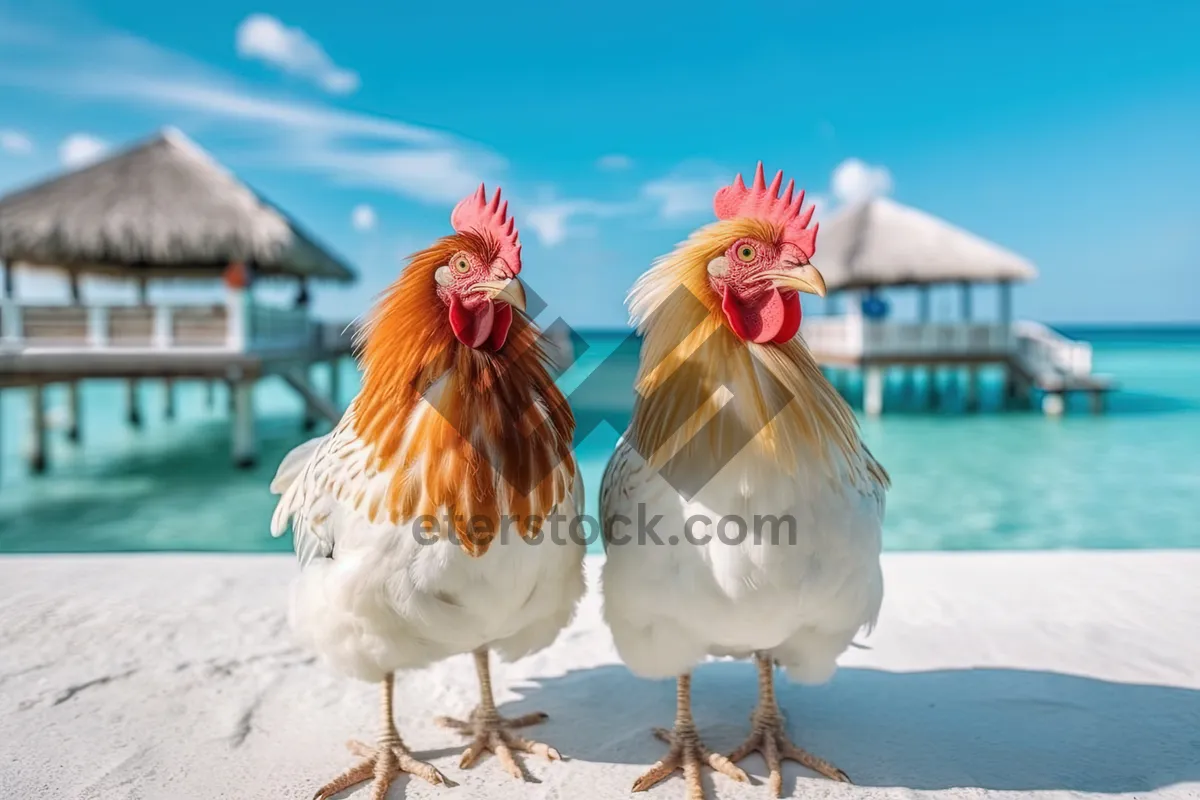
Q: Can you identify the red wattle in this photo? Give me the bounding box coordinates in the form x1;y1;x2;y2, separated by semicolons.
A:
486;303;514;350
448;295;495;349
773;290;802;343
722;286;790;344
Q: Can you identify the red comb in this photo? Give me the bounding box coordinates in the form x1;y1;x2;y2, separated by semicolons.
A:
451;184;522;275
713;162;818;259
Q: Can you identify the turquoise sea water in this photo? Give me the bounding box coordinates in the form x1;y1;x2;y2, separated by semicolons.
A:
1;327;1198;553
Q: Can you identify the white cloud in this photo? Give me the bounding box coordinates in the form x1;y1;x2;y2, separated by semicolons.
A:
1;25;421;141
830;158;893;205
524;195;635;247
528;162;824;243
351;204;376;232
78;77;440;145
526;163;731;245
235;14;359;95
0;128;33;155
304;148;502;206
0;20;501;207
525;203;574;247
596;153;633;171
52;74;490;205
58;133;108;167
641;173;727;221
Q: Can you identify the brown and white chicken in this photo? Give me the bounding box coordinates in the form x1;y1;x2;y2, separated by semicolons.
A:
271;186;584;799
601;164;889;799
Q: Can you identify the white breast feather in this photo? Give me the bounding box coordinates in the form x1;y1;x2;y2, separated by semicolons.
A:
269;403;587;682
601;439;885;683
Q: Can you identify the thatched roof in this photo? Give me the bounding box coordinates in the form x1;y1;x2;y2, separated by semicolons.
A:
816;197;1036;291
0;129;355;283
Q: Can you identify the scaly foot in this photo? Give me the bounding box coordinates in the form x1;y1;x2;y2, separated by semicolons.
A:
436;707;561;780
729;652;851;797
633;723;749;800
313;738;446;800
728;712;849;796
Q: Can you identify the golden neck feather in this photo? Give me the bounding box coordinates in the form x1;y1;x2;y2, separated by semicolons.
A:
626;219;882;486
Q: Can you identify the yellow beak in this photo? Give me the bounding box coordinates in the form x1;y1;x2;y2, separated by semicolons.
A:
762;262;827;298
469;278;527;312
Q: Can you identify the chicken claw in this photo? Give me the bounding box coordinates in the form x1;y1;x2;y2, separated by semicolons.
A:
312;673;445;800
728;653;852;796
633;723;749;799
436;648;562;780
314;739;445;800
436;706;560;780
632;673;748;800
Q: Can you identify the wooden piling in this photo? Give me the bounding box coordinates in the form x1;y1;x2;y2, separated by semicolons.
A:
864;366;884;417
163;378;176;420
65;382;82;443
1043;392;1065;417
302;362;319;432
930;367;944;411
1;258;12;300
919;365;934;410
126;380;143;428
30;384;48;474
231;380;257;468
964;366;980;412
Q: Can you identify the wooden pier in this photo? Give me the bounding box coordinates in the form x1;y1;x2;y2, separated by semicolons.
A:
804;315;1113;415
807;196;1115;415
0;128;358;475
0;290;354;470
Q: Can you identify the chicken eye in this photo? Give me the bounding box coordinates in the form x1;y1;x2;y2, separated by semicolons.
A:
736;244;757;263
454;255;471;274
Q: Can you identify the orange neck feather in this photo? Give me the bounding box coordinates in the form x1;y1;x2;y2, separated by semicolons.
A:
351;237;576;555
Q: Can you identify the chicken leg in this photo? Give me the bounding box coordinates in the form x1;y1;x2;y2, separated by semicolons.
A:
632;672;749;800
435;648;561;780
313;673;446;800
727;652;851;796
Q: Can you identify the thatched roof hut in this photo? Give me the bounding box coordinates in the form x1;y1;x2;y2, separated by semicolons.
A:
816;197;1036;292
0;128;354;283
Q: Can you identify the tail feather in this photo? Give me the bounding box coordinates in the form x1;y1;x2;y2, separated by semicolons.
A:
270;437;323;495
270;436;326;540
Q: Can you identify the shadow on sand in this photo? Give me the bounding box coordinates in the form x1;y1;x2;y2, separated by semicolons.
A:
499;663;1200;794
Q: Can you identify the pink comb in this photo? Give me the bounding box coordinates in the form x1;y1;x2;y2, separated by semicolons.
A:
451;184;522;277
713;162;818;259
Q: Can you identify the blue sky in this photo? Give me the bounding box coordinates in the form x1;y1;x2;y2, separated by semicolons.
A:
1;0;1198;326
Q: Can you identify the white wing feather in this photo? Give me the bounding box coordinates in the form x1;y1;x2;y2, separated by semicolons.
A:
269;414;391;567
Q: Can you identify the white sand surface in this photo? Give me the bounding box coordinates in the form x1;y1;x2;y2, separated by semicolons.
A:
1;552;1198;800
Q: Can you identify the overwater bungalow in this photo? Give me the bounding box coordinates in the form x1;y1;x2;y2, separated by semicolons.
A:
0;128;356;473
805;197;1112;415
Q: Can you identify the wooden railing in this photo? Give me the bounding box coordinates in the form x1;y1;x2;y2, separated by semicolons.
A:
1012;320;1093;379
311;320;356;352
802;316;1015;360
0;294;316;354
245;304;312;351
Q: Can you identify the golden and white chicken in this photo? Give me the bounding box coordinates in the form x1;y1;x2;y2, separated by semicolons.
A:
601;164;889;799
270;186;584;799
